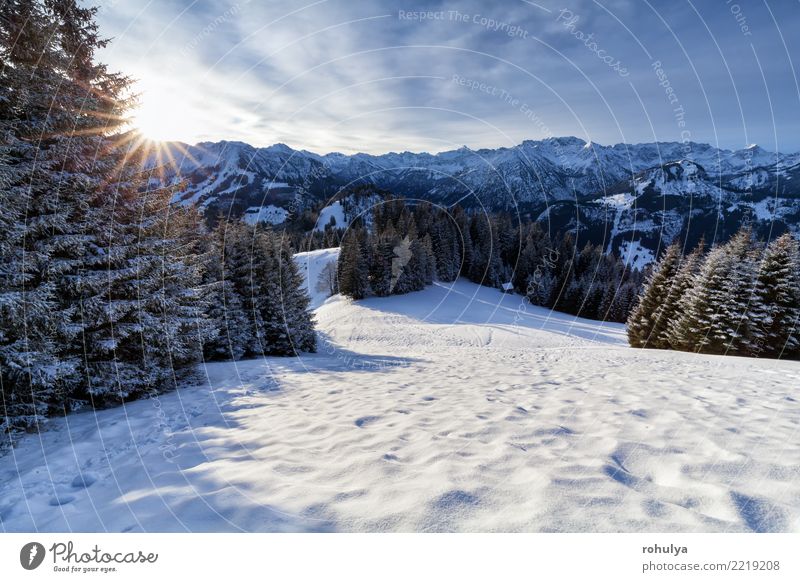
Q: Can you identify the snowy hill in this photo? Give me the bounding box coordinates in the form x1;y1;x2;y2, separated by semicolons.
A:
2;280;798;532
294;247;340;308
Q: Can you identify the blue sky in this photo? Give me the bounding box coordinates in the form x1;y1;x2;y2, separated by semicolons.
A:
95;0;800;154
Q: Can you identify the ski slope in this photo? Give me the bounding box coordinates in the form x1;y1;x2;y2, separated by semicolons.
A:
294;247;340;308
1;280;799;532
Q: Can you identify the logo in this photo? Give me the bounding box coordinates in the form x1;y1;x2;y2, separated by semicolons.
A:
390;236;413;292
20;542;46;570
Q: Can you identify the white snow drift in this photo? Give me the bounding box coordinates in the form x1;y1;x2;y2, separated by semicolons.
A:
1;279;798;532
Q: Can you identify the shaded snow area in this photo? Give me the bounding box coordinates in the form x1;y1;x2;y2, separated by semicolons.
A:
2;280;799;532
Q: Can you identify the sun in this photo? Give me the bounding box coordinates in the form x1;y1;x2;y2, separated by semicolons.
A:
132;87;197;143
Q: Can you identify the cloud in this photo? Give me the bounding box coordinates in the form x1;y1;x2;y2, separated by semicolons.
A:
95;0;800;153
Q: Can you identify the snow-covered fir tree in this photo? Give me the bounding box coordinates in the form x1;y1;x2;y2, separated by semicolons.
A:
338;227;370;300
76;169;208;404
657;227;800;359
261;235;316;355
200;220;254;361
750;233;800;359
648;238;706;349
429;216;461;282
667;243;733;353
0;0;111;427
222;222;316;357
627;243;683;348
1;0;317;433
719;227;761;355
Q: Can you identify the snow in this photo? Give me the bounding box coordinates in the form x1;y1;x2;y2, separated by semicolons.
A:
315;201;345;231
750;198;776;221
293;247;340;308
2;280;799;532
618;240;655;270
242;205;288;225
680;159;698;175
603;192;636;207
262;181;289;189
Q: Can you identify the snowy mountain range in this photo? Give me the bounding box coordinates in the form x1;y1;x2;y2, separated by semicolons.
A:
157;137;800;265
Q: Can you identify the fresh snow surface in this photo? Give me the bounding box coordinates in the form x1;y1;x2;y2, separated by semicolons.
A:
618;240;655;271
294;247;340;308
242;205;288;225
1;280;799;532
315;201;345;231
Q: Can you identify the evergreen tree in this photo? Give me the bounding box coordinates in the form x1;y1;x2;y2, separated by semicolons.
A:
627;243;682;348
468;215;502;287
666;230;758;355
0;0;120;426
720;227;761;355
421;234;436;285
430;217;460;282
453;206;474;280
751;233;800;359
369;237;395;297
608;281;639;323
652;239;705;347
219;223;315;357
266;236;316;354
201;221;253;361
338;227;370;299
77;174;207;404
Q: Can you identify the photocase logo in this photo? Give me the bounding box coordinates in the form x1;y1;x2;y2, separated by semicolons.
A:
20;542;46;570
390;235;413;292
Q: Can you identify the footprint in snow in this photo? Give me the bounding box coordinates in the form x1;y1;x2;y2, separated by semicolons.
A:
355;415;380;428
71;472;98;489
49;494;76;506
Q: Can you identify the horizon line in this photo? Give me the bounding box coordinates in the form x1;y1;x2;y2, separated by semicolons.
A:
149;135;796;158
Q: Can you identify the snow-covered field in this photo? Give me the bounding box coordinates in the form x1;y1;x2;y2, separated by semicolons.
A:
294;247;340;308
2;277;799;532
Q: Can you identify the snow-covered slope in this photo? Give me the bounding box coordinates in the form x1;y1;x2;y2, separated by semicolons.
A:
2;280;798;532
294;247;340;309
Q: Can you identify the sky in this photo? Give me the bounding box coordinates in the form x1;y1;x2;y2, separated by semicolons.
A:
94;0;800;154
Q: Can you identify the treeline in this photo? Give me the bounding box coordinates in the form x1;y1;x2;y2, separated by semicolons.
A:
201;221;316;363
628;227;800;359
289;223;345;253
336;198;644;322
0;1;314;434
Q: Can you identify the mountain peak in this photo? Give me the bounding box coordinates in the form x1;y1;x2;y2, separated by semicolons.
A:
545;136;587;147
264;142;296;154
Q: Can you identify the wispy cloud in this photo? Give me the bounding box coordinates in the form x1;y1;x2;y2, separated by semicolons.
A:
96;0;800;153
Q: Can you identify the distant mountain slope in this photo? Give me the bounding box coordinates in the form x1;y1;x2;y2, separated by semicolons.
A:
154;137;800;265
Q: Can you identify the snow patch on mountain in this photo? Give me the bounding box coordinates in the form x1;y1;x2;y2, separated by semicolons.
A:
619;240;655;270
316;201;345;231
243;205;289;225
